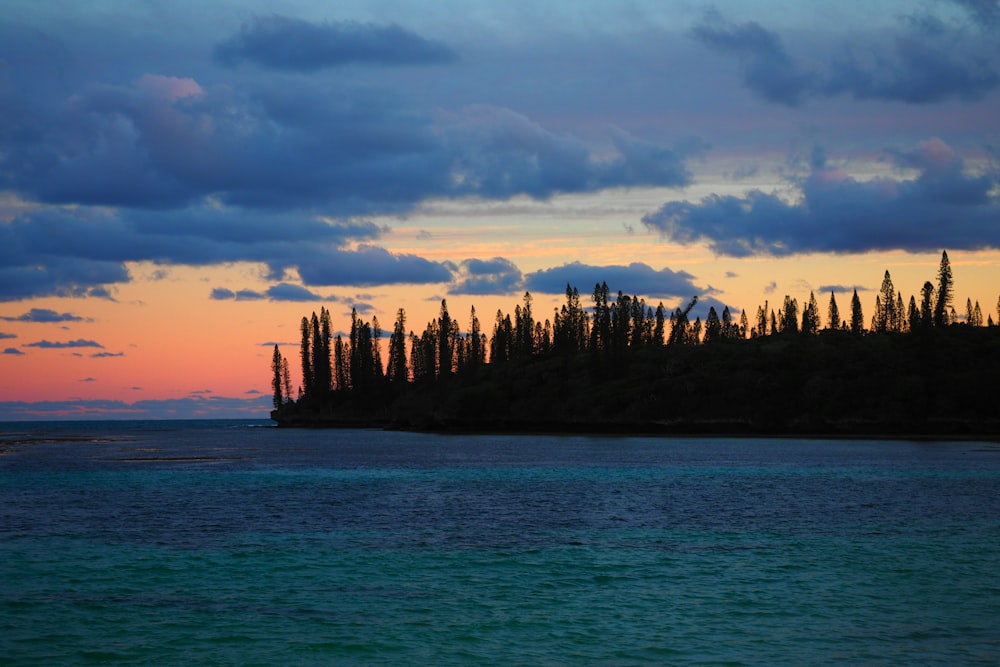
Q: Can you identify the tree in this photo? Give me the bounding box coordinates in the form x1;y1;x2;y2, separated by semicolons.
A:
907;295;920;331
387;309;408;384
468;306;484;370
668;297;697;345
271;345;284;409
967;299;983;327
300;316;313;398
654;303;666;345
591;282;611;351
780;295;799;333
281;357;292;404
934;250;952;327
920;281;935;329
438;300;453;377
875;270;899;333
850;289;864;334
704;306;721;343
827;291;840;330
801;292;819;335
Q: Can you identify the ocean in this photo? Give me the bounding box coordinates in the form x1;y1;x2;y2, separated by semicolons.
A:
2;420;998;665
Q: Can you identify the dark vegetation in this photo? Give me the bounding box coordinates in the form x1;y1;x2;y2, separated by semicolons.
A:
271;251;1000;436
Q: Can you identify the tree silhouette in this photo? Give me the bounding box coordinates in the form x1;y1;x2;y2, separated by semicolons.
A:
704;306;721;343
934;250;953;327
874;270;898;333
271;344;284;409
850;289;864;334
801;292;819;335
827;291;840;330
388;309;408;383
300;316;313;399
920;281;935;329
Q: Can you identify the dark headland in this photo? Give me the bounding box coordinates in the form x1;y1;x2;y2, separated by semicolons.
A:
270;303;1000;439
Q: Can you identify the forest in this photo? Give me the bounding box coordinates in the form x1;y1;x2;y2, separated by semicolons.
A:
270;251;1000;436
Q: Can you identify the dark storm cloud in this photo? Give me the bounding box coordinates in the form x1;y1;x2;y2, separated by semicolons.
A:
48;75;655;214
24;339;104;349
0;308;87;323
449;257;524;295
523;262;703;299
692;11;1000;105
214;15;457;70
642;138;1000;256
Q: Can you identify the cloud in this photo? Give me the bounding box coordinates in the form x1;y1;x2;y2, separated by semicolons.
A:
210;287;267;301
214;16;457;70
691;11;1000;105
79;377;97;382
818;284;869;294
297;245;453;286
642;138;1000;256
0;308;87;323
449;257;524;295
91;351;124;358
0;332;16;339
264;283;329;302
0;206;386;300
523;261;703;299
3;347;24;355
445;106;693;199
24;339;104;349
951;0;1000;29
690;13;816;106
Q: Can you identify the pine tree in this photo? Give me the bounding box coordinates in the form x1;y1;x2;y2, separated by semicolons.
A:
300;316;313;399
372;316;383;379
437;300;453;376
908;295;920;331
704;306;721;343
875;270;897;333
850;289;864;334
271;344;284;409
387;308;408;383
934;250;952;327
780;295;799;333
654;303;666;345
469;306;484;369
920;281;935;329
801;291;819;335
281;357;292;404
827;291;840;331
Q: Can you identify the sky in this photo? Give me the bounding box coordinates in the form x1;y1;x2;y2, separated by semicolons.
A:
1;0;998;420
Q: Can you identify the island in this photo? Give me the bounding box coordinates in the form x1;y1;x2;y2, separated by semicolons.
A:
270;252;1000;437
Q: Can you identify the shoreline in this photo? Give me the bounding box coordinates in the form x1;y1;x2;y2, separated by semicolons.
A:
270;412;1000;442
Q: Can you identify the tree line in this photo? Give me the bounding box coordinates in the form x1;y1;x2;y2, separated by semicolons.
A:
271;250;998;411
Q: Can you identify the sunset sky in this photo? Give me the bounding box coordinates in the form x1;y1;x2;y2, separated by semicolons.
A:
1;0;998;420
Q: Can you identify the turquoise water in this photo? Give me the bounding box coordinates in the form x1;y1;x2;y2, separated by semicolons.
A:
2;422;999;664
